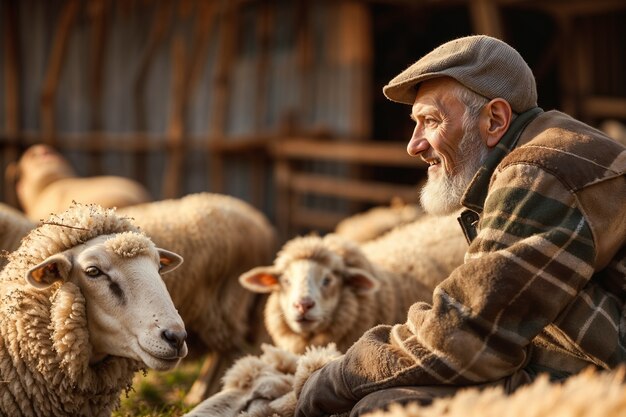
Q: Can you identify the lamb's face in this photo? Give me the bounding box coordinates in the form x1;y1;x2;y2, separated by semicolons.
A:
277;259;344;335
240;257;380;338
26;233;188;371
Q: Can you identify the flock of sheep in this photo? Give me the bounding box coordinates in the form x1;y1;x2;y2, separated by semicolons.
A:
0;143;624;417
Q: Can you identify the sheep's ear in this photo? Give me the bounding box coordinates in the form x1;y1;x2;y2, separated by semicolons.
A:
239;266;281;293
344;267;380;295
157;248;183;275
26;253;73;289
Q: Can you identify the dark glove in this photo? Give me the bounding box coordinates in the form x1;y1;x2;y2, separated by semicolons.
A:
295;359;358;417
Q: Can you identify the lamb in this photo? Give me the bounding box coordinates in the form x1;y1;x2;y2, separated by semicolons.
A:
239;233;433;354
0;202;35;269
7;144;152;222
334;199;424;243
240;210;467;354
0;202;187;417
118;192;278;400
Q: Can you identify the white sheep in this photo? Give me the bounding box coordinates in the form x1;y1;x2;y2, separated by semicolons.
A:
0;202;35;269
8;144;152;222
239;210;467;354
0;202;187;417
239;233;433;354
118;192;278;400
334;199;424;243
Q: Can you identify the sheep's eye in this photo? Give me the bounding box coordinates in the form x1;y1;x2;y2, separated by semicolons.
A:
84;266;102;277
281;276;290;286
322;276;332;287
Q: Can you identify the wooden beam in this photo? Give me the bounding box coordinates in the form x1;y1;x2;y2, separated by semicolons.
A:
133;1;173;184
40;0;80;146
288;173;419;204
87;0;107;175
209;0;240;193
581;97;626;119
468;0;504;38
2;0;21;207
271;138;425;168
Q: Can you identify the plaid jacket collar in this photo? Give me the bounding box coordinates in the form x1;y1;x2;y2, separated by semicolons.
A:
457;107;543;244
461;107;544;213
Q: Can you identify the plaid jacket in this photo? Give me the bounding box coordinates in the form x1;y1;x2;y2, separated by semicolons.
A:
295;109;626;416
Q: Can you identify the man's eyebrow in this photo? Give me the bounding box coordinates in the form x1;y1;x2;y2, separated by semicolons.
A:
409;113;417;122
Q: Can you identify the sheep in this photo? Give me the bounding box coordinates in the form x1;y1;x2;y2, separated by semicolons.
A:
334;199;424;243
362;366;626;417
239;210;467;354
239;233;433;354
0;202;187;417
0;202;35;269
7;144;152;222
117;192;278;400
182;343;342;417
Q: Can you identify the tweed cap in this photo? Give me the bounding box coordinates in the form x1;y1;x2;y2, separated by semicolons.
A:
383;35;537;113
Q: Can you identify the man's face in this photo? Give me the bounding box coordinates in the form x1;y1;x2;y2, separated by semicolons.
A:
407;78;488;215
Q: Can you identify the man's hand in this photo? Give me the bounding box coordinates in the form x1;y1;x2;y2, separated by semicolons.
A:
295;359;357;417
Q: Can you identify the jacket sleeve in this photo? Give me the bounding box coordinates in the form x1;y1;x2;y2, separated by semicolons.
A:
295;165;597;416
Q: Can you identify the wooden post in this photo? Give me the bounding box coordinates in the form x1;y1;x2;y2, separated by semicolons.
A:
2;0;21;207
87;0;107;175
40;0;80;147
133;1;173;186
468;0;504;39
250;0;274;209
208;0;240;193
162;36;187;199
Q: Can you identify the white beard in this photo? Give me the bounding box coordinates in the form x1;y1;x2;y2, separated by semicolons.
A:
420;127;489;215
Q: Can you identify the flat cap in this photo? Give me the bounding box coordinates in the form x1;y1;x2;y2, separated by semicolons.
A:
383;35;537;113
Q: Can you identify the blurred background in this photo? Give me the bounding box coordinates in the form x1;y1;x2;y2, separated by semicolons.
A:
1;0;625;243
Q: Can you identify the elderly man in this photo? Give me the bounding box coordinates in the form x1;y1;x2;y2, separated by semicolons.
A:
295;35;626;417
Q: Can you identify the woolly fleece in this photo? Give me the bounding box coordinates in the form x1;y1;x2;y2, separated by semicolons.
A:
0;203;146;417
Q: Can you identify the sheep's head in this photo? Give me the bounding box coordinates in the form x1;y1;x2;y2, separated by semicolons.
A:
239;234;380;336
26;231;187;371
10;144;76;210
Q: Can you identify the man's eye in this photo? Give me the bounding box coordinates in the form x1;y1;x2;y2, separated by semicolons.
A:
84;266;103;277
424;117;438;127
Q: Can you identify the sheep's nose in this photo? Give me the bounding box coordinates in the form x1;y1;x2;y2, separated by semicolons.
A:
161;328;187;351
294;298;315;314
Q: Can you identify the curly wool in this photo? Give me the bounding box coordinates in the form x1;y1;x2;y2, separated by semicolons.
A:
264;234;432;354
0;203;143;417
183;343;342;417
119;192;277;353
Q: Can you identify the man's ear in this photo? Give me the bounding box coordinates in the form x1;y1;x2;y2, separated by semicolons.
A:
26;253;73;289
157;248;184;275
480;98;512;148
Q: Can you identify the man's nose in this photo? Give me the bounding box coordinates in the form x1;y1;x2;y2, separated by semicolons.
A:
407;137;430;156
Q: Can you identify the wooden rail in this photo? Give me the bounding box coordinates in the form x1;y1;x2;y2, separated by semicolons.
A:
271;138;425;241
